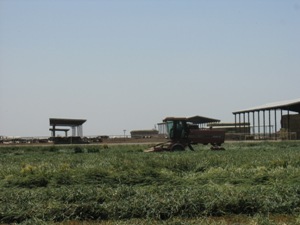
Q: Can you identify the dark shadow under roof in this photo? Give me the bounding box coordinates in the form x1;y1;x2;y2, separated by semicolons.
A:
49;128;70;131
49;118;86;126
233;98;300;114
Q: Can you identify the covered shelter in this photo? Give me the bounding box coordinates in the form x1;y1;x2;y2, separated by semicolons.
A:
158;115;220;135
49;118;86;138
232;98;300;140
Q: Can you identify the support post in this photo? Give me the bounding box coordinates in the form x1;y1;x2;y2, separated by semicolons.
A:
288;110;290;140
239;113;241;136
234;114;237;132
253;111;255;135
269;110;271;138
263;110;266;139
243;113;246;135
248;112;250;134
275;110;277;140
258;111;260;139
72;126;76;136
78;125;83;137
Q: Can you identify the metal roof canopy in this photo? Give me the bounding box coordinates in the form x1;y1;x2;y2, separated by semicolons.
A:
232;98;300;140
49;118;86;126
187;116;220;124
49;118;86;137
233;98;300;114
163;116;220;124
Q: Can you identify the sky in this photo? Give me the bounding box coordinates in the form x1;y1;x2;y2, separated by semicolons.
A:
0;0;300;137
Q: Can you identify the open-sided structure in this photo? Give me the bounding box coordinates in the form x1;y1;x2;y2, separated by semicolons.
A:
233;98;300;140
157;115;220;135
49;118;86;138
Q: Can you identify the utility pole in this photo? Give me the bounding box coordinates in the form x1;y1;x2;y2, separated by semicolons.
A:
123;129;126;141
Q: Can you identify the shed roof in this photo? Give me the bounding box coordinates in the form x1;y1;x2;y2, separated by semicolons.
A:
233;98;300;114
163;116;220;124
49;118;86;126
187;116;220;124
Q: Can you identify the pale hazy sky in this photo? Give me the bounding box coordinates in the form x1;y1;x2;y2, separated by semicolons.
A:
1;0;300;137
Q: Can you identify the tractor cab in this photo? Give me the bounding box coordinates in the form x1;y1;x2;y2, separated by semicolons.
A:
163;117;189;141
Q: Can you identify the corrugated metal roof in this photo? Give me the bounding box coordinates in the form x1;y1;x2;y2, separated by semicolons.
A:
233;98;300;114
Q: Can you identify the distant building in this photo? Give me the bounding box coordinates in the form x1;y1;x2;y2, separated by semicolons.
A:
130;130;159;138
49;118;87;144
233;98;300;140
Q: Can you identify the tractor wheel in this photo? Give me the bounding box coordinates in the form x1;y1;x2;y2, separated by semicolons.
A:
171;144;185;151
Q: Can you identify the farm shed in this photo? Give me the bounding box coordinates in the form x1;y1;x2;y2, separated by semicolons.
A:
233;98;300;140
157;115;221;135
49;118;86;138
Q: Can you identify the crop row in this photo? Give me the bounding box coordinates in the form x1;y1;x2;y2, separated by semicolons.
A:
1;183;300;223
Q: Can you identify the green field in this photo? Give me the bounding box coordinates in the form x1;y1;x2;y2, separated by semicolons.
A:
1;142;300;224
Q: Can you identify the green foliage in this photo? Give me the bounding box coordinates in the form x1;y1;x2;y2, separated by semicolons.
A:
0;142;300;224
74;146;84;153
